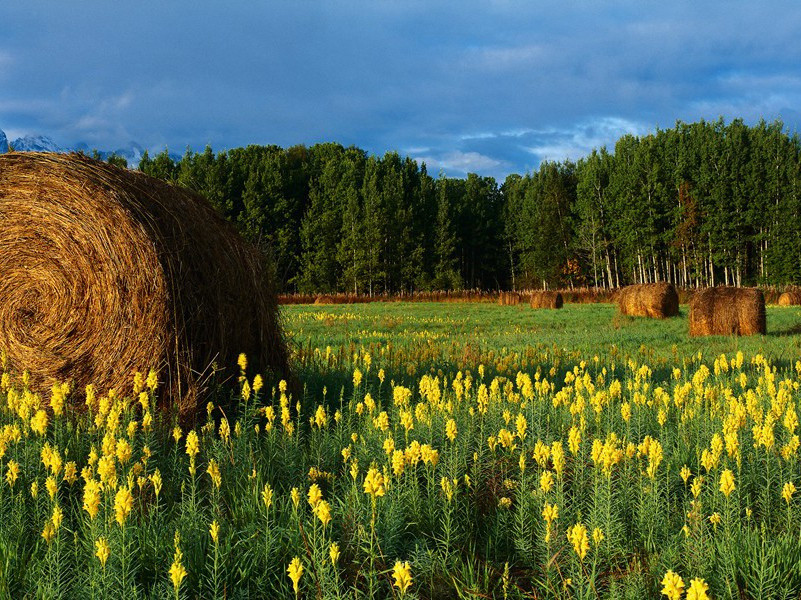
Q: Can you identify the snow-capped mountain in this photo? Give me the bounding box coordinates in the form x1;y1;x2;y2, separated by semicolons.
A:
0;128;147;168
10;134;64;153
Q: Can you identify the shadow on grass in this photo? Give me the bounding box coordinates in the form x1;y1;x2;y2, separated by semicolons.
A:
772;322;801;337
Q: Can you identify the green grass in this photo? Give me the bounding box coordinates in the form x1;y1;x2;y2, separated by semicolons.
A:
284;302;801;378
3;301;801;599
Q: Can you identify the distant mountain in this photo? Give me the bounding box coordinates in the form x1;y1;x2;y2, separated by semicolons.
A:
10;134;63;153
0;128;147;168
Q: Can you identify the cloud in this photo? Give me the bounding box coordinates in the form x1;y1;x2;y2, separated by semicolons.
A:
413;150;508;177
2;1;801;177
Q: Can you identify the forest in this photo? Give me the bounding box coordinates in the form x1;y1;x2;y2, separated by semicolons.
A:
133;118;801;293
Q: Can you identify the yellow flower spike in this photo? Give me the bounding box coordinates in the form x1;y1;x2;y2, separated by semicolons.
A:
46;476;58;500
114;486;134;526
680;465;691;484
307;483;323;509
363;467;386;498
329;542;340;565
353;368;363;388
150;469;163;498
314;499;332;528
685;577;710;600
30;409;48;436
567;523;589;561
661;570;685;600
5;460;19;488
51;503;63;531
146;369;158;391
539;470;554;493
185;430;200;459
392;561;413;596
95;537;110;568
783;481;796;504
262;484;274;511
169;551;188;594
290;487;301;509
172;426;182;444
237;353;248;372
445;418;457;442
287;556;304;596
83;479;102;519
719;469;735;498
207;459;222;489
209;520;220;545
41;520;55;544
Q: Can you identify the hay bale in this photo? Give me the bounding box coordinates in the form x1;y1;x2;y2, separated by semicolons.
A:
617;282;679;318
314;295;336;305
499;292;522;306
0;152;290;419
688;287;766;336
778;290;801;306
529;291;563;309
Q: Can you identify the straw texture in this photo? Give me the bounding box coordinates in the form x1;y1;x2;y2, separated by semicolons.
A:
0;152;289;418
688;287;766;336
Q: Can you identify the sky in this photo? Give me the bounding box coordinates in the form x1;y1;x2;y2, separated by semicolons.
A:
2;1;801;180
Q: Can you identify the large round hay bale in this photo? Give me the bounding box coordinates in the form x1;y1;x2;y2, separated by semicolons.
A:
314;294;336;305
778;290;801;306
617;282;679;318
529;291;563;309
688;287;766;336
0;152;290;418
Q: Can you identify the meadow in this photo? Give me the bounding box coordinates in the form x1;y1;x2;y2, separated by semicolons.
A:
3;302;801;598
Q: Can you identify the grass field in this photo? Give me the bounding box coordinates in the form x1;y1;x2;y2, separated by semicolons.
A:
3;302;801;599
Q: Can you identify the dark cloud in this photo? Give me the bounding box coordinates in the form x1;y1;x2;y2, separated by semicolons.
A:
1;1;800;178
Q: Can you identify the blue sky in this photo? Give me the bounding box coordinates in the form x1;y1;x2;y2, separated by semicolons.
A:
2;1;800;179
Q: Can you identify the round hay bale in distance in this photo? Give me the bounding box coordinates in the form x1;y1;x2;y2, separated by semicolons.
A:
0;152;290;419
616;282;679;318
529;291;563;309
314;295;336;305
778;290;801;306
688;287;766;337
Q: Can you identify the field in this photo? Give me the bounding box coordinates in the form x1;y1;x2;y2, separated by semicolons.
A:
3;302;801;598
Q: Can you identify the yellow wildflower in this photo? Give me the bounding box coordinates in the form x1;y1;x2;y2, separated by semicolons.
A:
314;499;332;528
185;430;200;458
783;481;796;504
364;467;386;498
262;484;274;511
307;483;323;509
392;561;413;595
83;479;102;519
661;570;685;600
287;557;304;596
719;469;735;498
686;577;710;600
95;537;110;567
329;542;340;565
567;523;589;560
114;486;134;526
445;418;457;442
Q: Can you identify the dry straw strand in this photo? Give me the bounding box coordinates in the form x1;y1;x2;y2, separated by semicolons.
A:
0;152;290;419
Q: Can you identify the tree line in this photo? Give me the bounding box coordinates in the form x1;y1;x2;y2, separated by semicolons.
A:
134;117;801;293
